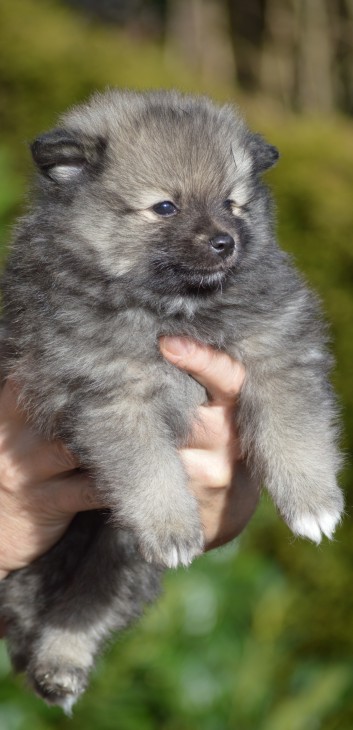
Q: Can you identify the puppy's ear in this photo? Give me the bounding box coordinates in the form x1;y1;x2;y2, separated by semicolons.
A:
249;133;279;173
30;129;105;183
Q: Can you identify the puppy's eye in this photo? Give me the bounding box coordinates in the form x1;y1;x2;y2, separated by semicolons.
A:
224;199;243;214
152;201;178;217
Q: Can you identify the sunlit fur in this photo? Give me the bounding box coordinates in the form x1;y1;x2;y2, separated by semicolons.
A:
0;90;343;710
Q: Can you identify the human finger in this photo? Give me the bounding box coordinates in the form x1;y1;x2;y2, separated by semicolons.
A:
35;472;106;517
160;337;245;404
180;448;234;489
185;404;242;456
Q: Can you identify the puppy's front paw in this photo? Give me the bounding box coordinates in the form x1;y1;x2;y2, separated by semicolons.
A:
123;484;204;568
291;507;342;544
140;526;204;568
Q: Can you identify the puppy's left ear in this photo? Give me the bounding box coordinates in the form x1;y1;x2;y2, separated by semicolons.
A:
249;133;279;173
30;128;106;183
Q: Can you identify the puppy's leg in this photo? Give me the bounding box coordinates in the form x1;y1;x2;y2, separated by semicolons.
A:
76;400;204;569
238;363;344;542
6;515;161;712
0;511;102;677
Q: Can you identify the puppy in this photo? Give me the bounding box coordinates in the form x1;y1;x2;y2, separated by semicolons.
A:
0;90;343;711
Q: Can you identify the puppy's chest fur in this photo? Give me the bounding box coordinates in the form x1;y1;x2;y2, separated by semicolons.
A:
0;275;256;424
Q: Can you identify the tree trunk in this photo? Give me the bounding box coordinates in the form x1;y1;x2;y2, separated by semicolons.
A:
165;0;235;86
294;0;335;113
226;0;266;92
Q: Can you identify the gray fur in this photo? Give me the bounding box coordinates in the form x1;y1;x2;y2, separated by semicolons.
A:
0;89;343;709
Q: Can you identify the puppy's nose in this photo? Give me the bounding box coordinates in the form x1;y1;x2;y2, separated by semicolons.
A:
209;233;235;259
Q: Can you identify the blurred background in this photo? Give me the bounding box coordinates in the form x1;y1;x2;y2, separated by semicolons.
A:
0;0;352;728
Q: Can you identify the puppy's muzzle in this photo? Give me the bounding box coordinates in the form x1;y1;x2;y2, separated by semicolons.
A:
209;233;235;260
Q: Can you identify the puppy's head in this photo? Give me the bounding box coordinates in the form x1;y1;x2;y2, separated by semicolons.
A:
31;90;279;299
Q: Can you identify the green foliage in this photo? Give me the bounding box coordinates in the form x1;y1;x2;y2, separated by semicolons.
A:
0;0;207;153
0;147;25;258
0;1;352;728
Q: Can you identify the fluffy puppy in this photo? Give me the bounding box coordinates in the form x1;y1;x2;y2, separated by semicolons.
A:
0;90;343;710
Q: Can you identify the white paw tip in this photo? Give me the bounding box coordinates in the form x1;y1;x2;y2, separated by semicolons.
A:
292;514;322;543
178;550;194;568
292;509;341;544
318;509;342;539
168;546;180;569
59;696;77;717
164;545;200;569
142;535;203;569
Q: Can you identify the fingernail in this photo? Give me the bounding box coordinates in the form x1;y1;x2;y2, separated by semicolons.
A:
160;336;196;359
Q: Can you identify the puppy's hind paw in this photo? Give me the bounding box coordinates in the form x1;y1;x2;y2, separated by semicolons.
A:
291;508;342;544
29;663;88;714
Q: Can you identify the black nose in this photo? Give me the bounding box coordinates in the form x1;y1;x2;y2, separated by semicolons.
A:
209;233;235;259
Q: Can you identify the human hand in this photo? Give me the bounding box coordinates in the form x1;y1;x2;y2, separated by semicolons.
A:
160;337;259;549
0;378;103;580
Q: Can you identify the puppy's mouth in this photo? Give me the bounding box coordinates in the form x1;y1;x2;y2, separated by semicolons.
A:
178;266;227;288
148;258;232;295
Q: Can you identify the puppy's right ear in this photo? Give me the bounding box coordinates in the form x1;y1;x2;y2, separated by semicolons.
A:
30;129;105;183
